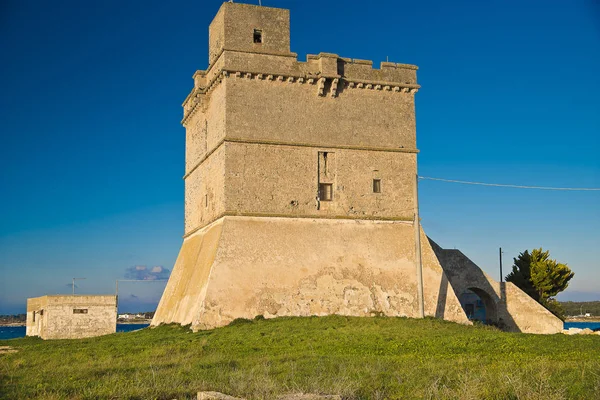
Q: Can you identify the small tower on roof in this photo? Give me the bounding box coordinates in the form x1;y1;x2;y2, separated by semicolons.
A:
208;2;293;65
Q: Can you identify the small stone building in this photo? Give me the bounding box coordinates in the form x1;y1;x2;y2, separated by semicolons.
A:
26;295;117;340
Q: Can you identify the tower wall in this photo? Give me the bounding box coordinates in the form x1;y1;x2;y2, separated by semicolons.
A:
223;143;416;221
153;2;470;330
208;3;292;66
224;73;417;149
182;54;421;235
153;217;469;330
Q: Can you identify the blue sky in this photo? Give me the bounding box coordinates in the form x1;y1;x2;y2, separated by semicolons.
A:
1;0;598;314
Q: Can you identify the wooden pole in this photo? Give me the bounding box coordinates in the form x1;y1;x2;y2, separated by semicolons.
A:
499;247;503;282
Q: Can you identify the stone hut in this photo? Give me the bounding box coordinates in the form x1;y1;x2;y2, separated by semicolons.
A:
26;295;117;340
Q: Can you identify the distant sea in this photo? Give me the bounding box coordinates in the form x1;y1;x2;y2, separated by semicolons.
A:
563;322;600;331
0;324;149;340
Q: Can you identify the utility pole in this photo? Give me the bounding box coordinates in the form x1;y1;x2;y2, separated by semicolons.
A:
72;277;86;295
414;173;425;318
114;279;168;312
499;247;503;282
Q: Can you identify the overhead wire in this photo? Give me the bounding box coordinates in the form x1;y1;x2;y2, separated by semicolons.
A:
418;176;600;191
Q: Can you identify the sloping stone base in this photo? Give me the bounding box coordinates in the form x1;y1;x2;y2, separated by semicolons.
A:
152;216;469;330
430;239;563;334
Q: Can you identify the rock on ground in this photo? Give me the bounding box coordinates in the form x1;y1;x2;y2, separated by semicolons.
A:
0;346;18;354
198;392;342;400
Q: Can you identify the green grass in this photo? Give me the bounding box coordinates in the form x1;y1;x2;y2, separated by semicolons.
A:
1;316;599;399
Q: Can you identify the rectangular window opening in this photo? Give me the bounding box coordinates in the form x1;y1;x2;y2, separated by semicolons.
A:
373;179;381;193
73;308;88;314
319;183;333;201
253;29;263;44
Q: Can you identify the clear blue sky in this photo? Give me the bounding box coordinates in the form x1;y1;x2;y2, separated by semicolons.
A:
1;0;598;314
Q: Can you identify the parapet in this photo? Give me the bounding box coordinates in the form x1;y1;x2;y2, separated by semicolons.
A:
182;52;419;124
182;2;421;123
27;295;117;308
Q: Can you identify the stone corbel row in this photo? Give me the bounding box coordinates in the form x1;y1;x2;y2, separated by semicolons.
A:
345;81;418;94
226;70;318;84
183;69;420;123
182;70;228;124
182;91;204;125
224;70;419;97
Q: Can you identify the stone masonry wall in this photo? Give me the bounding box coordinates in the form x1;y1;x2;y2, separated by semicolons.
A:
27;295;117;340
152;216;469;330
224;143;415;221
185;144;226;234
179;3;421;237
182;56;419;236
224;74;416;150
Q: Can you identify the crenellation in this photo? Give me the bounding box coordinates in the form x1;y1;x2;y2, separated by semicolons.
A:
182;46;420;124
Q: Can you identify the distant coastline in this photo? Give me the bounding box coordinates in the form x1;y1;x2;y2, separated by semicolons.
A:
0;320;152;327
565;317;600;322
117;319;152;325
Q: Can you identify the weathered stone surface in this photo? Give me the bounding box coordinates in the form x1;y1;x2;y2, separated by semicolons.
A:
0;346;18;354
153;217;469;329
26;295;117;340
197;392;342;400
563;328;582;335
562;328;600;336
278;395;342;400
198;391;243;400
277;393;342;400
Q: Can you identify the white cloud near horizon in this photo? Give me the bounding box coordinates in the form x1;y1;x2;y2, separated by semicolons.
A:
124;265;170;281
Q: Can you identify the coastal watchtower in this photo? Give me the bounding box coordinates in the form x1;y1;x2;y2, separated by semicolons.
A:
152;2;469;330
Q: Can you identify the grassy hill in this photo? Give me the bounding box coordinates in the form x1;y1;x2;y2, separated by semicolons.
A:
1;316;599;399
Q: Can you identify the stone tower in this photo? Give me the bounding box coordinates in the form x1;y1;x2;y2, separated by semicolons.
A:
152;2;470;330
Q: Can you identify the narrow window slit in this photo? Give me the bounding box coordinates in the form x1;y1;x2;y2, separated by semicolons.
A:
253;29;263;44
319;183;333;201
373;179;381;193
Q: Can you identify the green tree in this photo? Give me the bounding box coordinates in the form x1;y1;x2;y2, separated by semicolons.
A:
505;248;574;320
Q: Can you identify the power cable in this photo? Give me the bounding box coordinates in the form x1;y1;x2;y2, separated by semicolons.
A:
418;176;600;191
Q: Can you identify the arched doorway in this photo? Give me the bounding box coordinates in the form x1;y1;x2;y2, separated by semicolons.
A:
459;287;497;324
